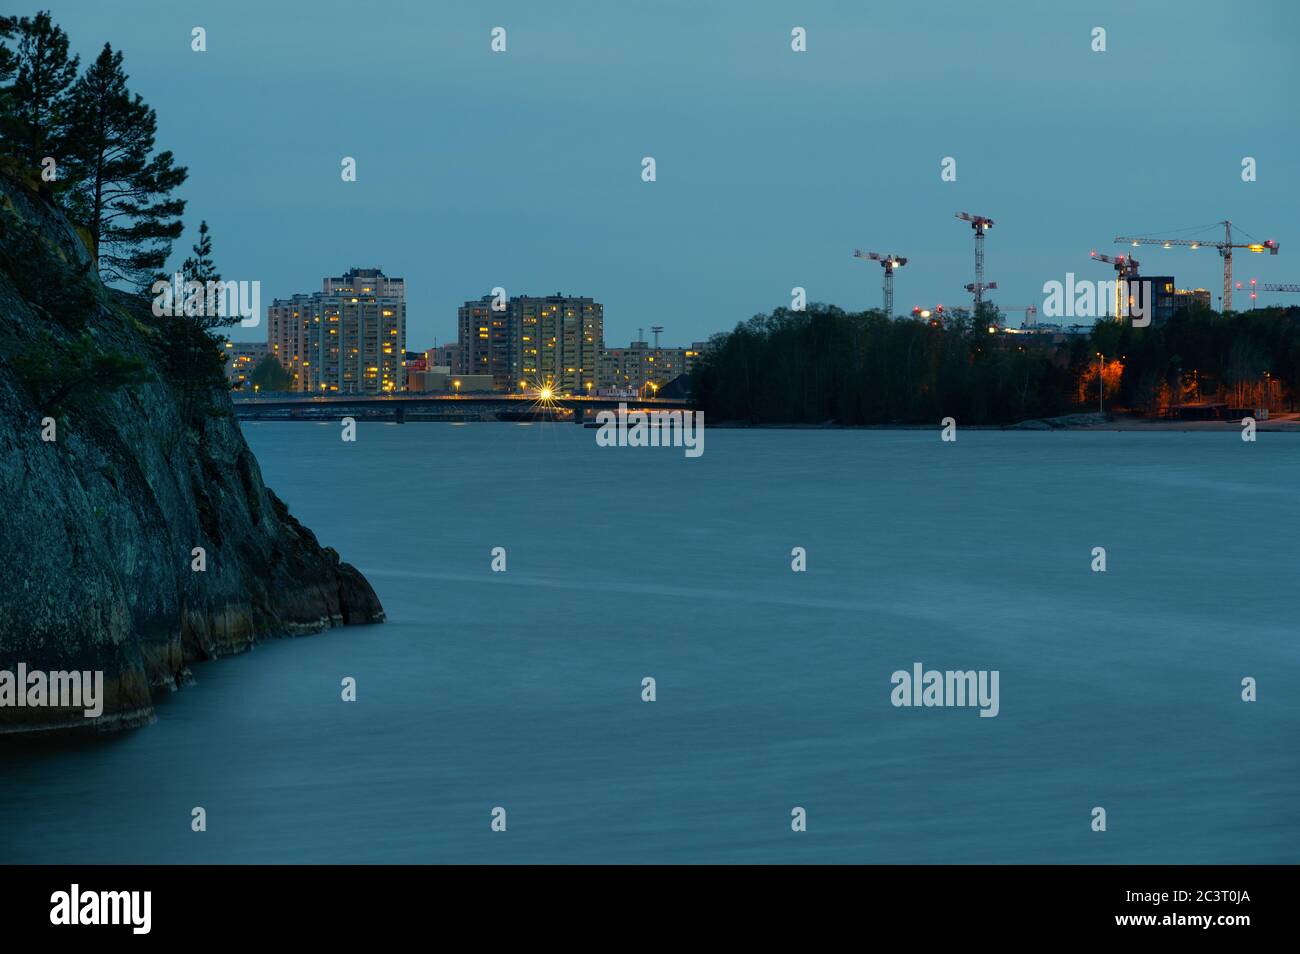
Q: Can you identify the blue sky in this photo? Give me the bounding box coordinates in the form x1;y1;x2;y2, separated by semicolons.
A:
47;0;1300;347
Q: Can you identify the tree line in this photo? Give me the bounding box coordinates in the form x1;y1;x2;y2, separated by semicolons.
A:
692;306;1074;425
693;303;1300;425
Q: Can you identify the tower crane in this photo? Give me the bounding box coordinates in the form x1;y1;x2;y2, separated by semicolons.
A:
1252;282;1300;306
1089;251;1141;321
965;280;998;309
956;212;995;312
1113;221;1278;313
853;249;908;319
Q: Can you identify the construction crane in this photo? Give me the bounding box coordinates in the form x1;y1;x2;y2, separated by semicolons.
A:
1113;221;1278;313
965;280;997;309
1090;250;1140;278
1251;282;1300;306
1089;251;1141;321
956;212;995;312
853;249;908;318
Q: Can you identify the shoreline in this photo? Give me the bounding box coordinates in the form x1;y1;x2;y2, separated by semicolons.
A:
237;413;1300;432
706;417;1300;432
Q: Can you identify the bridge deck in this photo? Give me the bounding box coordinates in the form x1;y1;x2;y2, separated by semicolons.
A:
231;394;694;412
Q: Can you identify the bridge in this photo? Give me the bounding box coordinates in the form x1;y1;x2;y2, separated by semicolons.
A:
230;392;696;424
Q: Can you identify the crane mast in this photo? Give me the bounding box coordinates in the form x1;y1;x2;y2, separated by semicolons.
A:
956;212;995;313
854;249;909;319
1089;251;1141;321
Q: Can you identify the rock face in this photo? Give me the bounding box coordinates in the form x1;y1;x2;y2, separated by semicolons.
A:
0;173;384;736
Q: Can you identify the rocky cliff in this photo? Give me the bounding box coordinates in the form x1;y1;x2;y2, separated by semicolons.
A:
0;172;384;735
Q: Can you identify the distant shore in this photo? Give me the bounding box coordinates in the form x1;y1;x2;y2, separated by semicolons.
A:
235;406;1300;432
703;412;1300;432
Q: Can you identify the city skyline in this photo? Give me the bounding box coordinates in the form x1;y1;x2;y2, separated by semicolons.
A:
246;270;711;394
45;0;1299;348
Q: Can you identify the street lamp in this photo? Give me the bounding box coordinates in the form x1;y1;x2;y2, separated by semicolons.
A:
1096;353;1104;414
453;379;461;396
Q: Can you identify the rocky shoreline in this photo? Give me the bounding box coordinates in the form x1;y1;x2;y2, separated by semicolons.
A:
0;173;384;737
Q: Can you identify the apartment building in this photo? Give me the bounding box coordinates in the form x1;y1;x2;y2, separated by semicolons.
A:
266;267;407;393
457;293;603;393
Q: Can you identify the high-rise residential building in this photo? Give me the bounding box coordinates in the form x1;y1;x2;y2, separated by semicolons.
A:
324;267;405;301
223;340;269;388
513;294;602;394
266;267;407;393
267;293;313;388
456;293;603;393
598;340;694;393
457;296;512;388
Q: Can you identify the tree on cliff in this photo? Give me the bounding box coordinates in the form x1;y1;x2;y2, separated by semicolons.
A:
0;11;79;174
182;219;218;282
61;43;187;292
164;219;239;427
179;219;241;329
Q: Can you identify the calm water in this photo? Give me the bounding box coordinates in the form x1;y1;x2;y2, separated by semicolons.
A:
3;424;1297;863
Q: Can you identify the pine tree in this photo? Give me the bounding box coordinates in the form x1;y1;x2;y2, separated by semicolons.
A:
62;43;187;291
182;220;218;281
0;16;17;87
178;220;245;330
180;219;223;323
0;12;79;173
167;219;235;428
